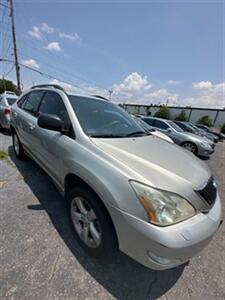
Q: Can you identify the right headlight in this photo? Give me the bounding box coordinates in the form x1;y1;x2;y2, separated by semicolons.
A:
130;181;195;226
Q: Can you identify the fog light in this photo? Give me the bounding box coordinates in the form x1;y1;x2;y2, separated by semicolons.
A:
147;251;181;266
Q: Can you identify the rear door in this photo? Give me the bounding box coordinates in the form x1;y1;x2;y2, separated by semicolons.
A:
15;91;45;153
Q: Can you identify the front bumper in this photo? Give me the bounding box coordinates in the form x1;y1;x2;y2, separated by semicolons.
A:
110;194;222;270
198;146;214;157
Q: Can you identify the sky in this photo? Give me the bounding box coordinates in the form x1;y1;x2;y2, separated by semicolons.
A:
0;0;224;108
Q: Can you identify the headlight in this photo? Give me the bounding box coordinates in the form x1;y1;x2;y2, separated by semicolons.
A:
130;181;195;226
200;142;211;149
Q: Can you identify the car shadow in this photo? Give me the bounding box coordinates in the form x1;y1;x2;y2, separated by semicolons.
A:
0;127;11;136
8;146;185;300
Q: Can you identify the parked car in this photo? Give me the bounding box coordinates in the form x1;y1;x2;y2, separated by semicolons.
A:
187;122;219;143
132;115;174;143
10;84;222;270
0;91;18;130
141;117;215;157
174;121;218;143
195;124;225;141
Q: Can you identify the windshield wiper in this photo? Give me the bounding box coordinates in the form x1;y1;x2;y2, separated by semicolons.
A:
124;131;150;137
89;134;125;138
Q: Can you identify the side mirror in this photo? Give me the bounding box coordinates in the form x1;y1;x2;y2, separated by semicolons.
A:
166;128;172;133
38;113;64;132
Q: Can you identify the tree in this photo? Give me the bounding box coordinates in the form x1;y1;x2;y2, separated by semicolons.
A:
0;79;19;95
154;105;170;119
197;115;213;127
174;110;187;121
221;123;225;134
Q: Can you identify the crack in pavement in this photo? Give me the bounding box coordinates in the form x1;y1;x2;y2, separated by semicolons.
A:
147;271;158;300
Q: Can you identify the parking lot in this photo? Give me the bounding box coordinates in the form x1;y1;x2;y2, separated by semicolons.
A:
0;130;224;300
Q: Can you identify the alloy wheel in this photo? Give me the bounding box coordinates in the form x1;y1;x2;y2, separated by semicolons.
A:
182;142;196;153
70;196;102;248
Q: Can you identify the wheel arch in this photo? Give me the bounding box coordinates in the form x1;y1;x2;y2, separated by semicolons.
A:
64;173;119;247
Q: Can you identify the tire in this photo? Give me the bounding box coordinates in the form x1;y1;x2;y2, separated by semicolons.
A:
181;142;197;155
67;186;118;258
12;130;25;160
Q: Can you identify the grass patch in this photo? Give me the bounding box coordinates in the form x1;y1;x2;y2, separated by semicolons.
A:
0;149;8;160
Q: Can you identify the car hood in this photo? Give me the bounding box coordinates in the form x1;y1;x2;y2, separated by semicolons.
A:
91;135;210;194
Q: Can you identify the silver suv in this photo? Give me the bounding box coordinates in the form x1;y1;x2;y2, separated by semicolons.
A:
10;85;222;270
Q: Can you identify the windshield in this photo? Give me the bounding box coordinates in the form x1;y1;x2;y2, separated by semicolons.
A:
6;97;17;105
68;96;146;137
133;117;155;132
188;123;200;132
167;121;184;132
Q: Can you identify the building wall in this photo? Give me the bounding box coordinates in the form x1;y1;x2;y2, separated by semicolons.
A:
124;105;225;128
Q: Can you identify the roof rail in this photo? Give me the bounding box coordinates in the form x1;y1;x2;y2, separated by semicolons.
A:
31;84;66;92
93;95;109;101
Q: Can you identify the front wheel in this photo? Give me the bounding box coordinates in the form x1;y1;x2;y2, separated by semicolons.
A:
67;186;118;258
12;130;25;160
181;142;197;154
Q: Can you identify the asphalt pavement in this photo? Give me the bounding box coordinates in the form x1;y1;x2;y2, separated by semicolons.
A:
0;130;224;300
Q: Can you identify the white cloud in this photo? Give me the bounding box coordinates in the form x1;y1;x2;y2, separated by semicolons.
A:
168;80;183;85
144;89;179;105
28;26;42;40
113;72;152;98
40;22;54;34
28;23;54;40
193;81;213;90
111;72;179;104
21;59;40;69
45;42;62;51
182;81;225;108
59;32;80;41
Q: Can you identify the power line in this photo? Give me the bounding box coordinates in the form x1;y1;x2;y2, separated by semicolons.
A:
4;63;15;77
0;58;107;96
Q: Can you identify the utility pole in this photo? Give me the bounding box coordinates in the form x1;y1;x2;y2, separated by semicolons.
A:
108;90;113;100
9;0;21;93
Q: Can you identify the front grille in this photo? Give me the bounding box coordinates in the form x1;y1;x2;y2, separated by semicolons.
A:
196;177;217;206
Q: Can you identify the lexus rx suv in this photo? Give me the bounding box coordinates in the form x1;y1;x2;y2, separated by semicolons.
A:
10;84;222;270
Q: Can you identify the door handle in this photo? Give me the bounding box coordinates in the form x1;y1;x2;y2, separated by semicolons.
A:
28;123;35;130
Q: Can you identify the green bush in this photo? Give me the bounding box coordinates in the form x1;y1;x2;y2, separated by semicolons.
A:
174;110;187;121
154;105;170;119
197;115;213;127
221;123;225;134
0;79;19;95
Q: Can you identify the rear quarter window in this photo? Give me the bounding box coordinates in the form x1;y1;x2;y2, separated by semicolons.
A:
6;98;17;106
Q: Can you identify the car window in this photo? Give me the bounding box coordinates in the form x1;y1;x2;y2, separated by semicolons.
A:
39;91;68;122
23;91;45;116
39;91;74;137
142;118;154;126
155;120;169;130
6;97;17;106
17;95;27;108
